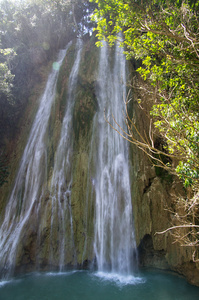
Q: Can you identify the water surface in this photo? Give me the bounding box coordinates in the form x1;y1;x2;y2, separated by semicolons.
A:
0;270;198;300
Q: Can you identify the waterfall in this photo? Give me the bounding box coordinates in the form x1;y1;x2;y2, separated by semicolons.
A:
93;41;137;276
0;37;137;280
0;43;71;277
49;38;82;270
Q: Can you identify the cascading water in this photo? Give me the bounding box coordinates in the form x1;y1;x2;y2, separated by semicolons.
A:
49;38;82;270
93;41;138;277
0;43;71;278
0;36;137;282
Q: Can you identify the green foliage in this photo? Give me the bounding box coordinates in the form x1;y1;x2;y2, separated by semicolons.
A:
0;60;14;99
91;0;199;190
176;161;199;188
0;0;95;91
0;0;95;103
0;40;16;102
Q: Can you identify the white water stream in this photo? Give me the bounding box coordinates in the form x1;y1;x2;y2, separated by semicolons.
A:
93;41;137;275
0;43;71;277
49;38;82;270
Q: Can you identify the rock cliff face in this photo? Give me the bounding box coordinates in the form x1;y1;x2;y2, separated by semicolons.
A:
0;36;198;285
129;73;199;286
